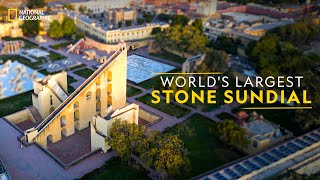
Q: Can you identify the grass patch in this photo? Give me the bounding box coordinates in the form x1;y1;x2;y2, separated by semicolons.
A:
166;114;244;179
81;157;149;180
0;54;42;69
137;69;178;90
136;93;190;118
150;51;186;64
0;91;33;117
68;86;76;94
67;75;78;84
127;85;142;97
50;41;72;50
74;68;94;79
38;69;52;76
48;50;66;61
216;112;235;121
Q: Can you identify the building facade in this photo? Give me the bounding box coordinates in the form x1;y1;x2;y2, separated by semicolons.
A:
66;12;169;43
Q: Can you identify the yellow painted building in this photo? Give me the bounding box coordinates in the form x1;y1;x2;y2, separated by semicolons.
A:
24;48;139;151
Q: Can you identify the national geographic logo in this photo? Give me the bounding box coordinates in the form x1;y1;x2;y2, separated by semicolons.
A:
7;9;50;21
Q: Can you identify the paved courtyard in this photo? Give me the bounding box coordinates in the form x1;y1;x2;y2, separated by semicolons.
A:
47;128;91;164
0;118;116;180
16;119;41;131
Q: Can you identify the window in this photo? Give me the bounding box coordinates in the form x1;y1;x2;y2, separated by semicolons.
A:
86;91;92;100
50;95;53;105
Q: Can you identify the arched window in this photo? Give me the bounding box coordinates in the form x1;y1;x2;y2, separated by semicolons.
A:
74;110;80;121
96;100;101;113
96;89;101;99
60;115;66;127
74;101;79;109
86;91;92;100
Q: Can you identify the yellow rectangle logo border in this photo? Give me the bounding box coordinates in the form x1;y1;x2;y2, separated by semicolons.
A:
8;9;18;22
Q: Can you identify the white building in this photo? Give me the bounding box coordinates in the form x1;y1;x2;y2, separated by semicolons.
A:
196;0;218;17
66;12;169;44
71;0;132;14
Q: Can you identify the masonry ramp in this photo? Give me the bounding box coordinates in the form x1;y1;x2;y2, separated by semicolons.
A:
47;78;68;102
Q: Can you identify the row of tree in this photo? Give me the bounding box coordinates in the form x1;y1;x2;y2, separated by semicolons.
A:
246;18;320;132
211;120;249;149
154;25;208;55
48;18;77;39
107;120;190;176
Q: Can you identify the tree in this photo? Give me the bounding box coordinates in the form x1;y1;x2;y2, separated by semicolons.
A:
78;5;87;14
212;120;249;149
106;119;146;160
107;119;191;176
62;18;77;37
48;20;65;39
155;25;208;55
137;132;191;176
125;20;132;26
251;34;280;59
157;13;171;22
28;0;45;8
63;4;76;11
192;19;203;32
137;18;144;25
172;15;189;26
151;27;161;35
194;49;230;78
75;31;85;40
21;17;41;36
209;36;239;54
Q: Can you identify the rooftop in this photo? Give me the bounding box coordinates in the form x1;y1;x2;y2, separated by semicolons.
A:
245;120;278;136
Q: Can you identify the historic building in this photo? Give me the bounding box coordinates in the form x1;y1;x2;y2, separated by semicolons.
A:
65;11;169;44
23;48;139;151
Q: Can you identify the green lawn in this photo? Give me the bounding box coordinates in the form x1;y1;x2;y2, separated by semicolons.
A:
216;112;235;121
127;85;142;97
136;93;190;118
232;102;301;134
0;55;42;69
68;86;76;94
48;50;67;61
150;51;186;64
0;91;33;117
166;114;244;179
67;75;78;84
81;158;150;180
74;68;94;79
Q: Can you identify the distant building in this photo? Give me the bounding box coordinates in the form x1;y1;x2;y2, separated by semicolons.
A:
71;0;131;14
204;14;294;43
237;111;292;154
196;0;218;16
0;40;24;54
0;0;25;8
182;54;206;73
106;8;137;28
66;11;169;44
0;20;23;38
